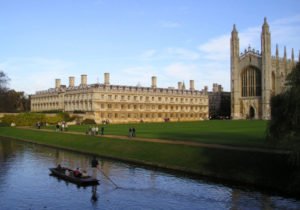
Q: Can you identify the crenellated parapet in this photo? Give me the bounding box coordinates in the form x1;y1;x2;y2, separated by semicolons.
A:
240;45;261;59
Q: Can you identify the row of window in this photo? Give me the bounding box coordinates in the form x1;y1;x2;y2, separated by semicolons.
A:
102;94;206;103
100;112;207;119
32;94;207;104
99;103;206;112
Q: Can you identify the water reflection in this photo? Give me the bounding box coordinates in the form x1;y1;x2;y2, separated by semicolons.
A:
91;185;98;203
0;137;300;210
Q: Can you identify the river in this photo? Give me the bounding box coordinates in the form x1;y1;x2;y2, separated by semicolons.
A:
0;137;299;210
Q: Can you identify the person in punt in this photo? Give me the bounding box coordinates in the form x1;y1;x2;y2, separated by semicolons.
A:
74;168;82;177
56;164;63;171
82;170;88;177
65;170;70;176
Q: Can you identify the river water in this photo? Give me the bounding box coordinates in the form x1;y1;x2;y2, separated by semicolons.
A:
0;137;300;210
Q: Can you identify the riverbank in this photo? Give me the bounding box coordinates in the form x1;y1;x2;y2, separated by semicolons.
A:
0;126;299;197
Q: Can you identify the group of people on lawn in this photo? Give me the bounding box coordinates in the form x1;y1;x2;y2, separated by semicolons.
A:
86;126;104;136
55;122;68;132
128;127;136;137
86;126;137;138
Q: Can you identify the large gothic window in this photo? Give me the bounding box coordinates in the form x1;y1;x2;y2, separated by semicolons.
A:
241;66;261;97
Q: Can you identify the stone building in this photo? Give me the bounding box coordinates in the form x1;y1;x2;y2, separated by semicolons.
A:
208;84;231;119
231;18;299;120
30;73;209;123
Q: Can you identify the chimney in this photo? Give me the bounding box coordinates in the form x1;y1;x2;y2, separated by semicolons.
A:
189;80;195;91
178;82;182;90
213;83;218;92
81;74;87;86
204;86;208;94
151;76;157;88
104;73;110;85
55;79;61;89
69;76;75;87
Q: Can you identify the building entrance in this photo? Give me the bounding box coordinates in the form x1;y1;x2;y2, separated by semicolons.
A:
249;106;255;119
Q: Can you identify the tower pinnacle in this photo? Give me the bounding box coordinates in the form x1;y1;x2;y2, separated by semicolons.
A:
231;24;238;37
284;46;287;59
276;44;279;57
233;24;237;32
262;17;269;32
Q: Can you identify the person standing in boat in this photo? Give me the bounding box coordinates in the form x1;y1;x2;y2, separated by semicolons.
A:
56;164;63;171
91;157;99;178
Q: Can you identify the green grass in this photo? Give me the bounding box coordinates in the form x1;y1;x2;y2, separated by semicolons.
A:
0;127;209;173
48;120;268;147
0;125;299;196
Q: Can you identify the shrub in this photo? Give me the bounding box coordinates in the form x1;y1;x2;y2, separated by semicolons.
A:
2;113;46;126
1;112;75;126
81;118;96;125
267;62;300;151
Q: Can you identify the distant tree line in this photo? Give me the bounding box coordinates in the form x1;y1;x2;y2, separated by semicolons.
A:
0;71;30;112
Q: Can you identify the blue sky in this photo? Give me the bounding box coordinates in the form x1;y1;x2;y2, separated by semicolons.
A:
0;0;300;94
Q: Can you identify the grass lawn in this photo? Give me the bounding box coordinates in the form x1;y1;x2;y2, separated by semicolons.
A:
0;127;211;173
1;125;299;196
47;120;268;148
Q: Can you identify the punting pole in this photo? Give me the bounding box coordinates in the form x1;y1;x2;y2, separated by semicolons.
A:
98;168;119;189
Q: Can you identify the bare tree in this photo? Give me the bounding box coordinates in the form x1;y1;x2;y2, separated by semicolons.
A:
0;71;10;91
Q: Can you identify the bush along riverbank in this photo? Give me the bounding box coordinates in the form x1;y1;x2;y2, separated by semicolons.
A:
0;127;299;197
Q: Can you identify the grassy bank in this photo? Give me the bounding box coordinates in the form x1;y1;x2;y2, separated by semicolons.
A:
48;120;268;147
0;126;299;197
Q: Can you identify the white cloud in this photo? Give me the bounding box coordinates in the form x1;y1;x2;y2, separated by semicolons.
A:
140;49;157;59
198;15;300;63
198;34;230;61
164;63;195;80
0;57;75;94
162;62;230;91
166;48;200;60
2;16;299;95
272;14;300;25
140;48;200;61
196;15;300;91
160;21;181;28
113;66;158;87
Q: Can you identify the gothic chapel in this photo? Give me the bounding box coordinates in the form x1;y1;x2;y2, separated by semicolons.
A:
231;18;298;120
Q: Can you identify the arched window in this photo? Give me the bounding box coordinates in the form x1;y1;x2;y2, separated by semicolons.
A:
241;67;261;97
271;71;275;95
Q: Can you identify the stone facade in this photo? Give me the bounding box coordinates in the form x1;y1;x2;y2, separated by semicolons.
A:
208;84;231;119
231;18;298;120
31;74;209;123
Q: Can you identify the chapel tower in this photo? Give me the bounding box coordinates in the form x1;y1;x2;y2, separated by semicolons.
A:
261;17;272;120
230;24;240;119
230;18;297;120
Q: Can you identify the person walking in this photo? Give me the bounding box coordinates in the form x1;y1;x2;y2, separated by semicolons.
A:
132;127;136;137
128;128;132;138
101;127;104;135
56;123;60;132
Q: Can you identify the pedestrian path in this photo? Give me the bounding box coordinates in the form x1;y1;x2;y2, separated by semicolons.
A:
19;127;290;155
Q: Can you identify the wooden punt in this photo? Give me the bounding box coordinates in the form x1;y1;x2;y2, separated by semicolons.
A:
49;167;99;186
